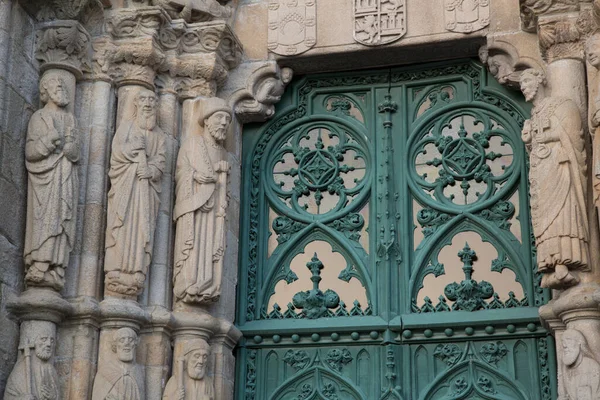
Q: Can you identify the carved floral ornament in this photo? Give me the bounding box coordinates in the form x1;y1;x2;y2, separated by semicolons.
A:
35;20;92;78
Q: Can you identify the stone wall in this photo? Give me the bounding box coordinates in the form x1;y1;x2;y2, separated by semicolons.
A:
0;0;38;394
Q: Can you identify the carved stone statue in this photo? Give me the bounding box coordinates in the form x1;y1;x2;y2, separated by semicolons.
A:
104;88;166;298
24;73;79;291
92;328;142;400
5;324;59;400
585;34;600;209
519;68;590;289
162;339;215;400
173;98;231;305
560;329;600;400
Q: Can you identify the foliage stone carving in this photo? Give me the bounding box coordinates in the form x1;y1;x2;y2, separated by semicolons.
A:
434;344;462;366
283;350;311;371
480;341;508;365
325;349;353;371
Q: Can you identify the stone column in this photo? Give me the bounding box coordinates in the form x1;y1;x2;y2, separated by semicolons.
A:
4;18;91;400
92;7;168;400
517;1;600;398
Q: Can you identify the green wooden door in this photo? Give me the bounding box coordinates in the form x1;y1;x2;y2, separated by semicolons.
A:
236;60;556;400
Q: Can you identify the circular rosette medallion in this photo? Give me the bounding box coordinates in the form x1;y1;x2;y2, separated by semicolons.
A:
268;122;370;217
409;108;519;210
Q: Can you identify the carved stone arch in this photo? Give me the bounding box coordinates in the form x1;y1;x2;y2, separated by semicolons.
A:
228;61;294;123
419;359;530;400
270;365;368;400
480;35;546;89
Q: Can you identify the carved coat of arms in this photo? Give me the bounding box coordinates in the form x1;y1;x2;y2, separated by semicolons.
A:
268;0;316;56
353;0;406;46
444;0;489;33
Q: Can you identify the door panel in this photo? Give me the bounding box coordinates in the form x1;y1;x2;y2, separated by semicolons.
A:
237;60;556;400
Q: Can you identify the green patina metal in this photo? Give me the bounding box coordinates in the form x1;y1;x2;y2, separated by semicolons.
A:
236;60;556;400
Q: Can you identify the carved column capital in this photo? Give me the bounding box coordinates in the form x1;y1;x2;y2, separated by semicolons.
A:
35;20;92;79
229;62;294;123
104;6;169;88
157;20;242;99
20;0;105;22
519;0;596;62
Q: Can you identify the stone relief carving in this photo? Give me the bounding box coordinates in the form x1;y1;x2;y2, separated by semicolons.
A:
163;339;215;400
560;329;600;400
445;0;489;33
230;63;294;123
585;34;600;210
519;68;590;289
24;73;79;292
5;323;59;400
154;0;232;23
35;21;92;77
173;98;231;305
354;0;406;46
92;328;143;400
268;0;317;55
519;0;580;33
104;88;166;298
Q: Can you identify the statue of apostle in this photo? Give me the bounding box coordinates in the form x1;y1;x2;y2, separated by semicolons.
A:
162;339;215;400
23;74;78;291
104;89;166;298
586;34;600;215
173;98;231;305
4;323;59;400
519;69;590;289
92;328;143;400
560;329;600;400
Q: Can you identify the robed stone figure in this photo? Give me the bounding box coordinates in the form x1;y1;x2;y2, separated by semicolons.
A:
560;329;600;400
173;98;231;305
4;324;59;400
92;328;143;400
162;339;215;400
520;69;590;289
585;34;600;215
104;89;166;298
24;74;78;291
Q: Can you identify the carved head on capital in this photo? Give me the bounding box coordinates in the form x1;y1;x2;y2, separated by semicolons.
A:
586;33;600;69
111;327;138;363
183;339;211;380
33;324;56;362
198;98;232;142
519;68;546;103
40;74;69;108
562;328;595;367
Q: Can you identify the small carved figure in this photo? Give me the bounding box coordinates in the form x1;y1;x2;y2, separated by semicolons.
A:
92;328;142;400
4;324;59;400
104;89;166;298
173;98;231;305
255;67;293;106
162;339;215;400
24;74;78;291
519;69;590;289
560;329;600;400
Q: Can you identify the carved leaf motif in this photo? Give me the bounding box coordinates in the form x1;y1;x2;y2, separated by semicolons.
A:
434;344;462;366
480;341;508;365
325;349;353;371
283;350;311;370
417;208;452;237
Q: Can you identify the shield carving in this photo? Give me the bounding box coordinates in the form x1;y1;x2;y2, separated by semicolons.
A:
268;0;317;56
354;0;406;46
445;0;489;33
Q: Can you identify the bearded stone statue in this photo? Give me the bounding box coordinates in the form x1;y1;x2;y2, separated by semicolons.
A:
104;88;166;298
560;329;600;400
23;74;79;291
519;68;590;289
173;98;231;305
4;323;59;400
162;339;215;400
92;328;143;400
